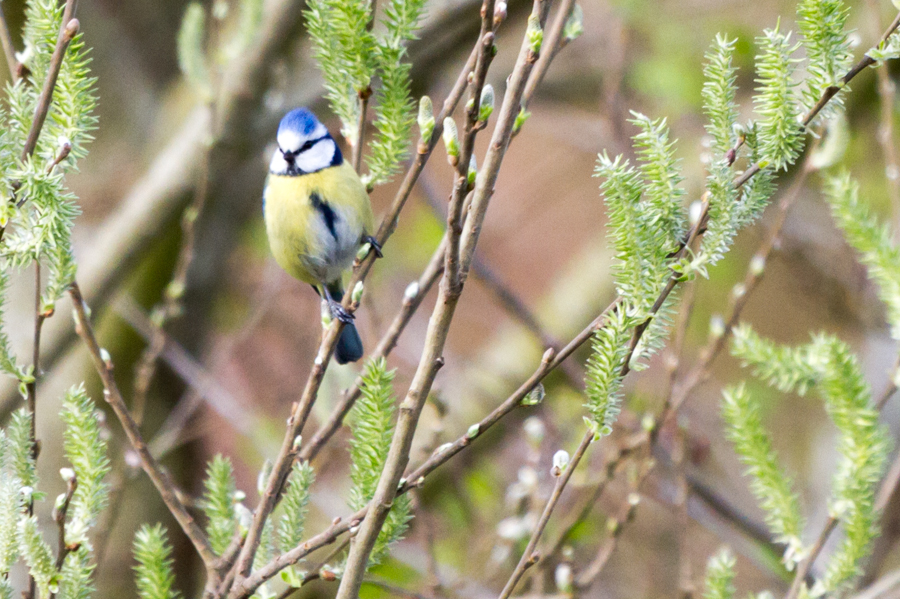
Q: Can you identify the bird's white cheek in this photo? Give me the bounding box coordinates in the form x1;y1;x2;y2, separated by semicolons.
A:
296;139;335;173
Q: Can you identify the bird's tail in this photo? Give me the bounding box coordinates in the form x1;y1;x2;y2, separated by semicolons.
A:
327;281;364;364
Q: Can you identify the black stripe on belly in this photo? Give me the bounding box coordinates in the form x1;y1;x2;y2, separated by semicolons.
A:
310;192;338;241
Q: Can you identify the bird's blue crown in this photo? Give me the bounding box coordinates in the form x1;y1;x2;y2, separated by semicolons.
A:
278;108;322;139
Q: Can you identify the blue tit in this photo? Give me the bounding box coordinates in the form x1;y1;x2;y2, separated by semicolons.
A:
263;108;378;364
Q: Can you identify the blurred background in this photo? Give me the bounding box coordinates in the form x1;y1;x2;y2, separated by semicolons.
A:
3;0;900;597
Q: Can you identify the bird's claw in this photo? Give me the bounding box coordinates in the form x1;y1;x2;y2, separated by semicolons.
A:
364;235;383;258
329;300;355;324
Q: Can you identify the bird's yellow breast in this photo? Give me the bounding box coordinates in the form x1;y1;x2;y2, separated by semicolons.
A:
263;162;374;286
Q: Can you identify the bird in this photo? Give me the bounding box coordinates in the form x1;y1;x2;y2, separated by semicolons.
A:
263;107;379;364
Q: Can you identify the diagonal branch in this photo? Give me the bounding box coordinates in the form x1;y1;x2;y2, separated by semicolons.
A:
68;282;219;579
498;430;594;599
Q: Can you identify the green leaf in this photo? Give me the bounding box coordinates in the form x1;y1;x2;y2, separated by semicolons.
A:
60;383;111;546
277;461;315;554
200;454;238;555
722;383;805;568
753;24;803;171
133;524;181;599
349;358;412;567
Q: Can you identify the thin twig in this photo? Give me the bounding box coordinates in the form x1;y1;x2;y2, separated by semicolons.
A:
0;3;18;79
419;172;583;385
669;153;818;420
519;0;575;115
230;317;346;581
784;517;840;599
21;8;78;161
538;437;638;567
69;282;220;580
130;112;214;426
53;474;77;570
574;462;652;589
446;3;496;288
300;237;446;462
498;430;594;599
25;262;46;461
352;89;371;174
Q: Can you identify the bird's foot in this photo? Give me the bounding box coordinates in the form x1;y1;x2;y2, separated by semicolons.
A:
329;299;355;324
363;235;383;258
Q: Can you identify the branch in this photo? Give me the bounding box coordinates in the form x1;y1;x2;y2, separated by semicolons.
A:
498;431;594;599
130;90;216;427
574;462;651;589
669;151;819;413
53;473;77;571
784;517;840;599
68;282;220;578
0;0;79;243
299;237;446;462
335;8;551;592
21;4;79;161
0;2;18;79
231;297;619;598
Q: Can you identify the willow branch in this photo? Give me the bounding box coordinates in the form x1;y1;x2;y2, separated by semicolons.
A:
52;474;77;571
0;2;78;245
300;237;446;462
228;16;486;583
22;8;78;161
574;463;652;589
669;152;819;412
335;10;549;593
298;0;581;477
0;7;15;80
229;299;611;597
498;430;594;599
68;282;219;577
784;518;840;599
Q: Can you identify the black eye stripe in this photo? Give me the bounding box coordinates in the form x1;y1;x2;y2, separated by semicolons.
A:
281;135;330;161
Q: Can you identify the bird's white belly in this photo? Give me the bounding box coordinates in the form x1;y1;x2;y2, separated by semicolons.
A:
304;203;362;284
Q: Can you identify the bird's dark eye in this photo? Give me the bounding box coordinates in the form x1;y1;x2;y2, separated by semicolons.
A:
299;139;316;153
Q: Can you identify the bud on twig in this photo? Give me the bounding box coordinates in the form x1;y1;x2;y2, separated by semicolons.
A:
551;450;570;476
443;117;459;165
418;96;435;145
526;14;543;54
478;84;494;122
563;5;584;42
351;281;365;304
493;1;507;25
513;107;530;135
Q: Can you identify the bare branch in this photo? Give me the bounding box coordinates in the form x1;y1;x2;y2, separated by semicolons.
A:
68;282;220;578
498;431;594;599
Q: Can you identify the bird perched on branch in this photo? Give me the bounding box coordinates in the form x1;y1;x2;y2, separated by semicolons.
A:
263;108;379;364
